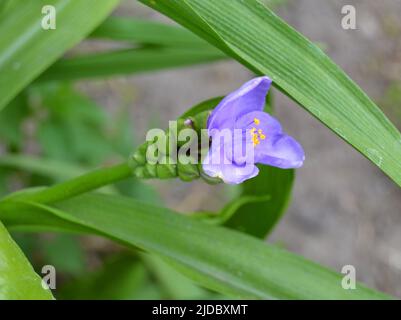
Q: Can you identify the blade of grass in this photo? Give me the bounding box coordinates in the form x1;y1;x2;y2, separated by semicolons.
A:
0;194;392;300
0;221;53;299
0;154;85;180
37;46;225;82
0;0;119;111
90;17;217;48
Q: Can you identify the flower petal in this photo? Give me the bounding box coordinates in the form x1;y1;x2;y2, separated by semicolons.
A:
220;163;259;184
202;135;259;184
257;134;305;169
207;76;272;132
203;160;259;184
235;111;282;135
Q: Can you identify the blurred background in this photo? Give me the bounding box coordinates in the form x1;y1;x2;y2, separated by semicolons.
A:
0;0;400;298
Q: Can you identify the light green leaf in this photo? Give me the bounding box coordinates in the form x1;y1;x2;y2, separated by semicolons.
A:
0;154;85;180
179;96;222;119
37;47;225;82
139;0;401;188
90;17;218;49
0;194;391;299
0;221;53;300
0;0;119;111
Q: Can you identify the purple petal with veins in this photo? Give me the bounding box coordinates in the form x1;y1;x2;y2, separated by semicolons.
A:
202;76;305;184
207;76;272;133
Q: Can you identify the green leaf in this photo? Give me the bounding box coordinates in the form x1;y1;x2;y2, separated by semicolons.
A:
179;96;222;119
143;253;214;299
40;234;86;276
0;93;29;149
139;0;401;188
0;194;391;299
0;168;9;196
30;83;114;164
0;154;85;180
0;0;119;111
223;165;294;238
0;221;53;299
37;47;225;82
59;254;161;300
36;17;226;82
90;17;218;49
0;0;17;15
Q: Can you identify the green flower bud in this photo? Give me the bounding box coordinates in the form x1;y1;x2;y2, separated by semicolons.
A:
156;164;177;179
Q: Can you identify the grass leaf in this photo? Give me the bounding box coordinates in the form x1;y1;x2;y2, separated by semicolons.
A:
90;17;217;48
37;47;225;82
0;0;119;111
0;221;53;299
0;194;391;299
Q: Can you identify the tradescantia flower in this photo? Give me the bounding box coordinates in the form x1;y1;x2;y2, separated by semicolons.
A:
202;76;305;184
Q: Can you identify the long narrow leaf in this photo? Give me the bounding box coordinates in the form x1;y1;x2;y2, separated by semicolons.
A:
0;154;85;180
90;17;216;48
0;221;53;299
0;0;119;111
37;47;225;82
0;194;391;299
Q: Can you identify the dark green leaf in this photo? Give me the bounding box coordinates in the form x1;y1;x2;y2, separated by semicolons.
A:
0;194;391;299
59;254;161;300
224;166;294;238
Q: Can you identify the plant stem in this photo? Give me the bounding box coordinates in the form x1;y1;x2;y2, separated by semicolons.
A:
13;162;132;205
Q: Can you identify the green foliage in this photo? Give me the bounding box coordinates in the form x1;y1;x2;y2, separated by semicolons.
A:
0;221;53;300
59;254;161;300
40;234;86;276
38;47;225;82
32;83;113;164
90;17;218;48
0;93;29;150
223;165;294;238
0;0;119;111
379;82;401;128
0;194;390;299
0;0;399;300
37;17;226;82
142;254;219;299
0;154;85;181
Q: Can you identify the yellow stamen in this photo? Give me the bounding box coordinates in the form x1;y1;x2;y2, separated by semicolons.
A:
252;135;260;146
250;125;266;146
254;118;260;125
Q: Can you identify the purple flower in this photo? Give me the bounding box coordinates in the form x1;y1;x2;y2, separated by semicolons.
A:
202;76;305;184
